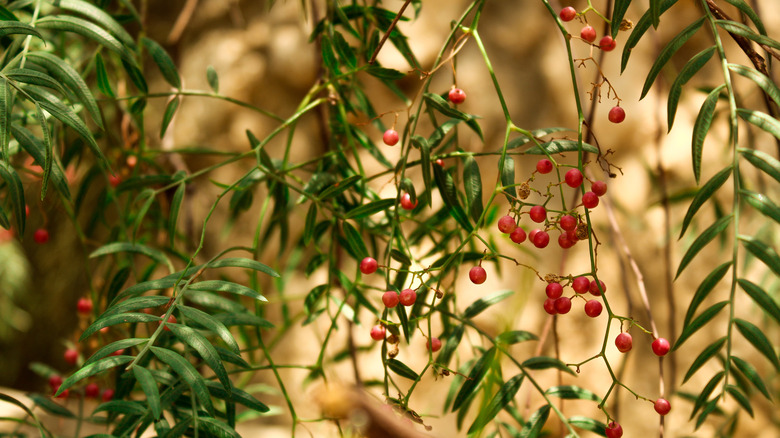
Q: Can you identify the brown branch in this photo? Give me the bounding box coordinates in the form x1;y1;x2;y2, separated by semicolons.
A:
368;0;414;65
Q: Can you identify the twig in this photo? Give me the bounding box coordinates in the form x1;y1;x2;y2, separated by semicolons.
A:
168;0;199;44
368;0;414;64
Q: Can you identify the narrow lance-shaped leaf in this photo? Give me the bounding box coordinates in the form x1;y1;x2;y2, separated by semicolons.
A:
692;84;726;183
452;347;496;412
674;300;729;350
56;356;133;395
342;221;368;260
168;181;185;247
83;338;148;366
90;242;174;273
10;124;70;201
467;373;524;434
80;313;161;340
167;324;232;395
676;214;733;279
740;148;780;184
641;17;705;99
36;16;136;64
4;69;67;95
0;21;44;40
387;359;418;380
54;0;136;48
734;318;780;370
0;162;25;235
729;64;780;108
142;37;181;88
683;262;731;327
204;380;269;413
545;385;601;402
521;139;598;155
738;278;780;325
740;235;780;277
738;108;780;141
420;137;432;207
621;0;678;71
521;356;576;376
189;280;266;302
731;356;772;400
150;346;214;416
463;155;483;223
715;20;780;51
568;417;607;435
723;0;767;35
668;46;716;131
433;161;473;232
0;78;9;162
501;156;516;203
0;393;52;437
95;53;115;98
520;404;550;438
683;336;727;383
611;0;631;39
177;306;239;353
741;189;780;224
160;96;180;139
679;165;732;238
725;384;754;417
132;366;162;419
206;65;219;93
691;371;724;421
344;199;395;219
463;290;514;319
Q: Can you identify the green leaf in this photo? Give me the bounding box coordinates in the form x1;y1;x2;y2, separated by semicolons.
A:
177;305;239;352
423;92;470;120
133;366;162;419
676;214;733;279
189;280;266;302
463;290;514;319
545;385;601;402
0;6;17;21
521;356;576;376
683;262;731;327
734;318;780;370
0;393;52;437
519;405;550;438
345;199;395;219
521;139;598;155
0;79;8;162
0;161;25;234
387;358;418;380
568;416;607;435
5;68;67;95
318;174;361;200
206;66;219;93
463;156;483;223
303;203;317;245
468;373;524;434
683;337;726;383
53;0;136;48
723;0;767;35
197;417;241;438
674;301;728;350
168;181;185;247
159;96;180;139
390;248;412;265
724;385;753;417
621;0;678;72
150;346;214;416
436;324;463;366
100;295;171;320
83;338;148;366
211;312;273;328
28;394;75;418
365;65;405;80
692;84;725;183
332;31;356;69
731;356;772;400
56;356;133;395
208;257;279;277
452;347;496;412
204;381;269;413
738;108;780;141
419;137;432;207
611;0;631;39
741;189;780;224
90;242;174;273
167;324;231;395
738;278;780;324
93;400;146;416
729;64;780;108
342;221;368;260
80;313;161;340
0;21;43;40
715;20;780;51
679;165;732;238
500;156;516;203
496;330;538;345
690;371;724;421
641;17;705;99
36;16;136;64
121;58;148;93
433;162;472;232
740;148;780;184
142;37;181;88
668;46;716;131
94;53;115;98
740;235;780;277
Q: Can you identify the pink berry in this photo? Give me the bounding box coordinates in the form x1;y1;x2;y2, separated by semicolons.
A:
559;6;577;21
532;230;550;248
564;169;583;188
558;233;575;249
554;296;572;314
383;129;399;146
529;205;546;223
543;298;557;315
108;174;121;188
400;193;418;210
428;337;442;352
54;384;69;399
609;106;625;123
572;276;590;294
536;159;553;174
64;349;78;365
48;375;63;389
382;291;399;308
85;383;100;398
582;191;599;208
584;300;603;317
360;257;378;275
528;228;539;242
77;297;93;315
606;422;623;438
654;398;671;415
615;332;633;353
399;289;417;306
370;325;386;341
510;227;527;244
469;266;487;284
546;282;563;299
497;215;516;234
591;180;607;196
33;228;49;244
559;215;576;231
435;158;445;167
160;314;176;331
652;338;671;357
101;388;114;402
580;25;596;42
589;280;606;296
448;88;466;104
599;35;616;51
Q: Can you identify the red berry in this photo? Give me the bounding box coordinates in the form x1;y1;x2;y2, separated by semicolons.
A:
558;233;575;249
360;257;378;275
435;158;445;167
652;337;671;356
543;298;557;315
160;314;176;331
400;193;418;210
606;422;623;438
25;205;30;216
532;230;550;248
382;291;399;308
564;169;583;188
580;25;596;42
48;375;63;389
33;228;49;244
591;180;607;196
399;289;417;306
110;348;124;356
383;129;399;146
64;348;78;365
469;266;487;284
584;300;603;317
566;229;578;242
101;388;114;402
428;337;442;352
536;159;553;174
559;215;577;231
654;398;671;415
370;324;386;341
599;35;616;51
108;174;121;188
510;227;527;243
559;6;577;22
498;215;516;234
589;279;606;296
546;283;563;299
608;106;625;123
85;383;100;398
615;332;633;353
448;88;466;104
572;276;590;294
554;296;572;314
77;297;93;315
529;205;546;223
582;191;599;208
54;384;69;399
528;229;539;242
